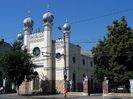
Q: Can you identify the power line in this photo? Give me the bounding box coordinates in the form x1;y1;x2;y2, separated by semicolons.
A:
75;41;96;43
70;8;133;25
2;36;16;40
52;8;133;28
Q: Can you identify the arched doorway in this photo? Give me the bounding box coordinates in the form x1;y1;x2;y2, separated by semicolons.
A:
33;72;39;90
73;73;76;91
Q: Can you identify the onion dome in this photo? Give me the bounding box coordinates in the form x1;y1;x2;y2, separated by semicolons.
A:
23;15;34;28
17;30;23;40
42;4;54;23
63;19;71;31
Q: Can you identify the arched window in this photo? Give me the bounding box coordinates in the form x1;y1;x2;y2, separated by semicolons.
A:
73;57;76;63
83;74;85;81
83;59;85;65
91;62;93;67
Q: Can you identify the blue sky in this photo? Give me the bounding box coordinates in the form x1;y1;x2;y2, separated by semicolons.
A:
0;0;133;51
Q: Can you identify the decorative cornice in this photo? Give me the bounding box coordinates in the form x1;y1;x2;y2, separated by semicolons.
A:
29;33;44;43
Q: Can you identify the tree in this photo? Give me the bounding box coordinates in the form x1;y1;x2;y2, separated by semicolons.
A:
91;16;133;83
0;40;37;95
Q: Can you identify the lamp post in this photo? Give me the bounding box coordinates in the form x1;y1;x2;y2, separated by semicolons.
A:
57;19;70;98
58;26;67;98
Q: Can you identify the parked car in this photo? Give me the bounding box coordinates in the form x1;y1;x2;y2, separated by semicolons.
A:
110;86;117;92
117;85;127;93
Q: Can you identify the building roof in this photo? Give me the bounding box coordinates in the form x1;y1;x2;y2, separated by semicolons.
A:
0;39;11;53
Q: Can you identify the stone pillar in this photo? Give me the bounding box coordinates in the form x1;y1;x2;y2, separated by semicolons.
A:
129;79;133;96
83;76;89;96
102;77;109;96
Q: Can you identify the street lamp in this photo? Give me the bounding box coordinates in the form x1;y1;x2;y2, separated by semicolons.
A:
57;26;67;98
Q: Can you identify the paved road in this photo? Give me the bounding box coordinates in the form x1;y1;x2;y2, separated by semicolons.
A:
0;94;133;99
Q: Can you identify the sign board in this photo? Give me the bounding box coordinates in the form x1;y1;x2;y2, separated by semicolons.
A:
63;68;67;75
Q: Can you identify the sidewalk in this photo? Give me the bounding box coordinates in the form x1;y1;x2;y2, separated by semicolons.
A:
0;93;102;99
0;93;133;99
0;93;87;99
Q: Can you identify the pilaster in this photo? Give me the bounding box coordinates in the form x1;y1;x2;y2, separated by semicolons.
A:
43;22;53;93
24;27;33;48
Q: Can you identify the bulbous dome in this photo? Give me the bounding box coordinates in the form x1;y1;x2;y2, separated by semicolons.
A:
63;19;71;31
42;11;54;23
17;32;23;40
23;15;34;27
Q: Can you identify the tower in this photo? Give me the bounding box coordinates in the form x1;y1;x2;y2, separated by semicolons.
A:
63;19;71;80
42;5;54;92
23;13;34;48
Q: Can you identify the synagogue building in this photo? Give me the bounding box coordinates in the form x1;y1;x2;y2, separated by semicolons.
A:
16;6;95;94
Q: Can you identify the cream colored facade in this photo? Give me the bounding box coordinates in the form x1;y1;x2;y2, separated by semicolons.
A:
18;7;95;94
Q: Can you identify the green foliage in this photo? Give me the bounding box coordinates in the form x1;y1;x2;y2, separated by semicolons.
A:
91;16;133;83
0;40;37;87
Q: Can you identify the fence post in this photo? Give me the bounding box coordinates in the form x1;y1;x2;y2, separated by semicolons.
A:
102;77;109;96
83;76;90;96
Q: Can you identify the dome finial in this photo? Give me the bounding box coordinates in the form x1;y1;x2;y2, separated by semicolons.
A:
17;29;23;41
23;10;34;28
47;3;49;12
42;4;54;23
63;19;71;31
66;18;68;23
28;8;30;17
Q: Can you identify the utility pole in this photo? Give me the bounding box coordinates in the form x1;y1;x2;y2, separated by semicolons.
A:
63;33;67;98
58;19;70;98
57;26;67;98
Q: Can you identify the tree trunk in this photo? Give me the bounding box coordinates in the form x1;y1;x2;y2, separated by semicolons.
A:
17;86;19;96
